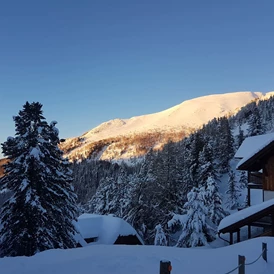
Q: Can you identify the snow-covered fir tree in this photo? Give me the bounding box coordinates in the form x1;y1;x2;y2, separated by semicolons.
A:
205;177;228;226
89;176;117;215
124;152;162;245
247;105;264;136
0;102;78;257
151;142;185;226
238;171;248;189
154;224;167;246
197;142;218;187
184;133;204;188
176;187;215;248
225;170;241;210
216;117;234;173
236;126;245;149
124;176;153;243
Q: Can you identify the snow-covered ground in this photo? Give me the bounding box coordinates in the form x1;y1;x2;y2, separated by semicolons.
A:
0;237;273;274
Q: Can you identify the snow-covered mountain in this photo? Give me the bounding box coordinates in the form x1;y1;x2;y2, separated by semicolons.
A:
61;91;274;161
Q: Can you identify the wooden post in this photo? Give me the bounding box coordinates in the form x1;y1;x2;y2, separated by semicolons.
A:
247;183;251;206
230;232;233;245
237;229;241;243
160;261;172;274
248;225;251;239
262;242;267;262
271;213;274;236
238;255;245;274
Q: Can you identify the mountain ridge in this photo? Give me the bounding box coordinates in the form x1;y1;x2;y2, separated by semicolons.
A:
61;91;274;161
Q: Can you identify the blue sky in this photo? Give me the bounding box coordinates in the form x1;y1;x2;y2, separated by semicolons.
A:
1;0;274;154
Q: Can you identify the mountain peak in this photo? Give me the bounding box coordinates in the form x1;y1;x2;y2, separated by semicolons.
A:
62;91;271;161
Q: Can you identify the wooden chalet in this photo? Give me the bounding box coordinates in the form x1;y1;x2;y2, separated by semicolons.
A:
236;133;274;202
218;133;274;244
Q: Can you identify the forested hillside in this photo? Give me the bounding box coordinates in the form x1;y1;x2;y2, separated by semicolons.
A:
71;95;274;246
1;95;273;246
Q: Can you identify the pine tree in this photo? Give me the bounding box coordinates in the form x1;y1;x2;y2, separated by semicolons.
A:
124;153;159;244
197;142;218;187
89;176;116;215
188;133;204;187
226;170;241;210
247;106;264;136
154;224;167;246
205;177;228;226
152;141;184;221
0;102;78;257
176;187;215;248
236;126;245;149
238;171;248;189
216;117;234;173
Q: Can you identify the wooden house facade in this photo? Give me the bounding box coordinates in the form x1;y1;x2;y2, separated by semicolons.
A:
237;134;274;202
218;133;274;244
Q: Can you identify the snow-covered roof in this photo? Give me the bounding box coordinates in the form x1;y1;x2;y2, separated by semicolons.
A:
218;198;274;232
76;214;144;245
236;133;274;169
235;132;274;159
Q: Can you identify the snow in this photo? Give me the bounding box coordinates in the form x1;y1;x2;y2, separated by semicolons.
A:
0;237;274;274
168;214;188;228
218;198;274;231
261;91;274;100
250;189;263;205
154;224;167;246
64;91;270;160
76;214;144;245
37;127;43;134
236;133;274;168
77;214;102;240
73;220;88;247
0;188;9;194
29;147;41;159
235;132;274;159
19;179;29;191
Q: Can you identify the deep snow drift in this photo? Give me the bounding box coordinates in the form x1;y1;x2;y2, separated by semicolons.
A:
0;237;273;274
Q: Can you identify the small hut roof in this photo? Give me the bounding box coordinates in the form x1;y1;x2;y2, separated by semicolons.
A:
76;214;144;245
